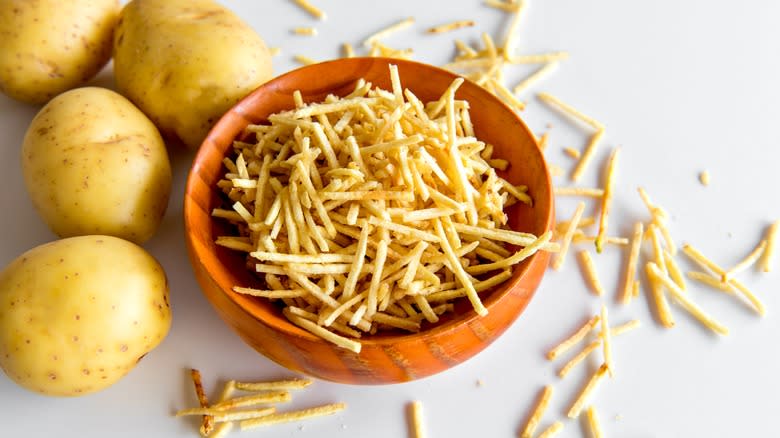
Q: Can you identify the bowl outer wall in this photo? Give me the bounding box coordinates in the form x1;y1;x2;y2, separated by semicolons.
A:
184;57;554;384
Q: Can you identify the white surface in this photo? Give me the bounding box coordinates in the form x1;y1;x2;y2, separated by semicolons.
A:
2;1;779;437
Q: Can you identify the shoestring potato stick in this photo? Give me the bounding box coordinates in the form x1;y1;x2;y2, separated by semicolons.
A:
547;314;600;360
427;20;475;34
619;222;644;304
760;220;779;272
577;250;604;296
520;385;553;438
595;147;620;253
681;244;765;316
552;202;585;270
291;0;326;20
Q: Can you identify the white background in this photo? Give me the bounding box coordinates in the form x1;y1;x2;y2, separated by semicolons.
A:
2;1;779;437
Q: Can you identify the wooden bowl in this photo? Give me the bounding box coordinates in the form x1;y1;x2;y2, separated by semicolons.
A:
184;57;554;384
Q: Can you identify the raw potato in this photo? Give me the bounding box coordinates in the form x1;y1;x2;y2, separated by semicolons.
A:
0;236;171;396
22;87;172;244
113;0;274;149
0;0;120;104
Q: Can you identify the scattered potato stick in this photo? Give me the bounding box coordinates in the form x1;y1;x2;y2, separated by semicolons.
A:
490;77;526;111
501;0;526;59
557;341;599;378
218;381;237;400
553;187;604;197
454;39;478;58
595;148;619;253
208;381;237;438
292;0;326;20
547;314;600;360
648;262;728;335
681;244;766;316
655;218;677;255
363;17;415;47
211;422;233;438
235;379;313;391
269;47;282;57
484;0;522;13
659;250;683;289
555;216;596;234
293;26;317;36
686;271;735;293
699;170;710;186
637;188;674;255
571;130;605;182
176;407;275;422
211;408;276;423
537;92;604;131
427;20;475;33
520;385;553;438
619;222;644;304
514;62;559;94
609;319;641;337
645;263;675;328
408;401;427;438
680;244;726;277
557;319;640;378
294;54;317;65
577;250;604;296
636;186;668;219
723;239;767;281
718;275;765;316
239;403;347;430
571;233;629;247
537;421;564;438
189;369;213;436
586;406;605;438
563;146;581;159
567;364;609;418
210;391;291;410
552;202;586;270
600;304;613;376
761;220;779;272
649;224;667;276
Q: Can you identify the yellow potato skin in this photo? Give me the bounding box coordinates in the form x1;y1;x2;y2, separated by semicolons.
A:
22;87;172;244
0;236;171;397
0;0;120;104
113;0;274;149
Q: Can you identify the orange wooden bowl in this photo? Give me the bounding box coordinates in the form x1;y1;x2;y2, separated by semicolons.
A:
184;57;554;384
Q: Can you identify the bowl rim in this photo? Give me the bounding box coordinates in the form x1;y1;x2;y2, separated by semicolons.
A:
184;56;554;349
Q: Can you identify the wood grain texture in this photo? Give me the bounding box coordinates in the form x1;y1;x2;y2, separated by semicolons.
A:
183;57;554;384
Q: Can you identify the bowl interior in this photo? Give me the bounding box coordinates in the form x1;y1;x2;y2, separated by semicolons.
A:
185;57;553;347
